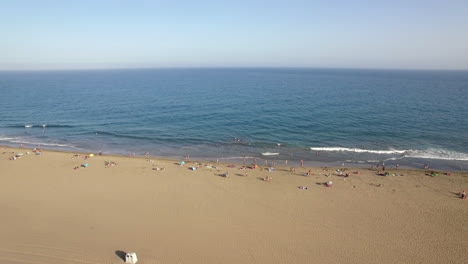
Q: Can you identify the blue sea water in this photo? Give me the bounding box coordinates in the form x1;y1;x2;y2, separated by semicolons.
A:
0;68;467;170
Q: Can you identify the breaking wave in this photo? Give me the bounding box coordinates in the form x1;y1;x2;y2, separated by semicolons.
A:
310;147;406;154
309;147;468;161
0;137;75;148
3;124;75;128
405;149;468;161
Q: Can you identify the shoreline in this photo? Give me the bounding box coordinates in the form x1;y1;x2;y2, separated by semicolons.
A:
2;145;467;178
1;143;467;171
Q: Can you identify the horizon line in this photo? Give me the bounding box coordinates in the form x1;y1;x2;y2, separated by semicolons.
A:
0;66;467;72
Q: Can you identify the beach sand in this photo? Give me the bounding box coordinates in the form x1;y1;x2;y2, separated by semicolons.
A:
1;146;467;264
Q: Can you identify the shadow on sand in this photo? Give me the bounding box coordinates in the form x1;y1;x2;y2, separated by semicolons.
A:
115;250;126;261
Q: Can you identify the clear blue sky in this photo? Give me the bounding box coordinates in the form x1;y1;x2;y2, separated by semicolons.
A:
1;0;468;70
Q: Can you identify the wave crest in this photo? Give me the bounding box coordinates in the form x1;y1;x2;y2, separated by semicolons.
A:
310;147;406;154
309;147;468;161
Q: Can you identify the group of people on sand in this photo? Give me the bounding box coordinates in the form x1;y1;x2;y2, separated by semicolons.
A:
8;150;39;160
105;161;117;168
263;175;272;182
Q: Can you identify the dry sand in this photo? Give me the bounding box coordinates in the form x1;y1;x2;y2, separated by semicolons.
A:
1;146;467;264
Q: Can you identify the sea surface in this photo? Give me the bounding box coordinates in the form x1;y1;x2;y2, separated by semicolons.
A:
1;68;467;170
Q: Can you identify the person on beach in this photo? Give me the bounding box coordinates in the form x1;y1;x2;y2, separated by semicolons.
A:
263;176;272;182
460;190;467;199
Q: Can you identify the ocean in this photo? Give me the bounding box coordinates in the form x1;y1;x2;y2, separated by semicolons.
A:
1;68;467;170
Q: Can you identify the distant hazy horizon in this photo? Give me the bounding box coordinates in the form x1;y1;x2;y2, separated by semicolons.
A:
2;0;468;70
1;66;468;72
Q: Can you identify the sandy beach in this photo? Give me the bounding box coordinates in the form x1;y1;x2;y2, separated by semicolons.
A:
1;146;467;264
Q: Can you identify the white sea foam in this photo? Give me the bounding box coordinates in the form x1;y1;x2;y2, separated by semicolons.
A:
217;156;256;160
309;147;406;154
0;137;16;140
404;149;468;161
309;147;468;161
24;125;33;128
7;139;73;148
261;152;279;156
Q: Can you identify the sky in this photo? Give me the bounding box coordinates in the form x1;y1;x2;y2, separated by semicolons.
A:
1;0;468;70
